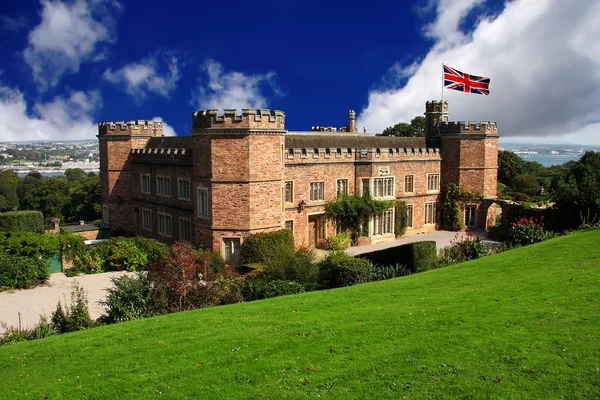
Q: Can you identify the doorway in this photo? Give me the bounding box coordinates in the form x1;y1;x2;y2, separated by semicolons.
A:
464;205;477;228
308;214;326;248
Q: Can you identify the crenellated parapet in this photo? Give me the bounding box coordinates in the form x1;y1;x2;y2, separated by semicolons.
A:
285;146;441;161
98;120;164;136
439;121;498;135
191;109;285;131
129;147;193;166
425;100;449;114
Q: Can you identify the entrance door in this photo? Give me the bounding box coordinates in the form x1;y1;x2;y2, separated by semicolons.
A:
308;214;326;248
464;205;477;228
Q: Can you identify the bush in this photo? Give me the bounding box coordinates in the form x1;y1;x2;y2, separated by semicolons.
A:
104;238;149;272
508;216;548;246
51;284;95;333
326;232;351;250
129;236;169;264
240;230;295;264
0;211;44;233
487;225;510;242
372;263;410;281
318;251;373;289
394;201;408;237
438;231;487;266
243;273;305;301
0;232;84;260
98;273;154;323
265;247;319;291
201;275;245;307
0;254;48;290
411;241;438;273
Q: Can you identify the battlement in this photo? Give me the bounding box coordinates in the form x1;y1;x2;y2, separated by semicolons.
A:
129;147;193;166
98;120;164;136
439;121;498;134
191;109;285;131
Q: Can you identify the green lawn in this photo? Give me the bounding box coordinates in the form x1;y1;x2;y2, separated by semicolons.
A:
1;230;599;399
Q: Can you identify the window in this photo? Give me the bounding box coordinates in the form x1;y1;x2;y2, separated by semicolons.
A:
373;177;394;197
362;179;370;196
158;212;172;237
309;182;324;201
425;202;438;224
285;220;293;232
179;218;192;242
141;208;152;231
141;174;151;194
405;175;414;193
427;174;440;191
465;205;477;227
374;209;394;235
285;181;293;203
223;238;241;264
157;176;171;197
198;187;209;218
406;204;413;227
178;178;190;200
102;205;109;224
336;179;348;197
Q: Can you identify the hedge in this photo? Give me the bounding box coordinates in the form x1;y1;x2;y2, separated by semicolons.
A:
0;254;49;290
318;251;373;289
358;240;438;273
0;211;44;233
0;232;85;260
240;230;295;264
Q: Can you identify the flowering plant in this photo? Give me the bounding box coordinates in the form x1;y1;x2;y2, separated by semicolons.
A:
508;216;547;246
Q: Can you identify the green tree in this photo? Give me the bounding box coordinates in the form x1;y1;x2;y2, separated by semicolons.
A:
0;170;19;212
65;168;88;184
17;176;71;222
67;175;101;222
498;150;525;185
380;115;426;137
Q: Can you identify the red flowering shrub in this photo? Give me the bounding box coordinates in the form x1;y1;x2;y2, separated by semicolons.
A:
508;216;548;247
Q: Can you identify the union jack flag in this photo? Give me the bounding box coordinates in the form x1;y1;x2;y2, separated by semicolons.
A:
443;64;490;95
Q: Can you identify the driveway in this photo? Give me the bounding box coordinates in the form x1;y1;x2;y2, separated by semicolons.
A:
0;271;130;334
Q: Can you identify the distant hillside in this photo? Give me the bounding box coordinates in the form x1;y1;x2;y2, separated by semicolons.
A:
1;230;599;399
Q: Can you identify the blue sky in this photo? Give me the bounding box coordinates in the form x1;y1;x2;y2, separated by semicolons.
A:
1;0;599;145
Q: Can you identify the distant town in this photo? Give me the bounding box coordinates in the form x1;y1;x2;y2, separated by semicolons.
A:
0;140;99;174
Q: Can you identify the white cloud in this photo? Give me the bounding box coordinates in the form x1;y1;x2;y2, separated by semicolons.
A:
0;84;101;141
357;0;600;144
192;59;281;110
151;117;177;137
103;53;180;100
23;0;121;89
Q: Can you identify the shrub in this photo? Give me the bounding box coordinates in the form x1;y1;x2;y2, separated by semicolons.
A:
243;273;305;301
326;232;351;250
31;316;54;340
147;242;209;312
318;251;373;289
240;230;295;264
129;236;169;264
51;284;95;333
0;211;44;233
487;225;510;242
438;231;487;266
98;273;154;323
265;248;319;291
394;201;408;237
201;276;245;307
104;238;148;272
0;254;48;290
372;263;410;281
0;232;84;260
411;241;438;273
508;216;548;246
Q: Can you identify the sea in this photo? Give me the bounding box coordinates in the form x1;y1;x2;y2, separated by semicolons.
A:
517;154;581;167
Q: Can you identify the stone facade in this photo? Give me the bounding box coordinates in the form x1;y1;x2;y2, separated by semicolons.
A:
99;101;499;262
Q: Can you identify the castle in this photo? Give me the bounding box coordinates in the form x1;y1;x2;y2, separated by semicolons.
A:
99;101;498;263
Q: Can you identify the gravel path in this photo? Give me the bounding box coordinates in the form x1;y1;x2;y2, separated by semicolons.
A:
0;271;130;334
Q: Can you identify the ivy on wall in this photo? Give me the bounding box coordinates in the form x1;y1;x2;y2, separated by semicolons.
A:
394;201;408;238
325;194;393;244
440;183;484;231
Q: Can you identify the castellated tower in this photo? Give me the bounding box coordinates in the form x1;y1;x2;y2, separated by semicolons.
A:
190;109;286;254
424;100;449;148
98;120;163;230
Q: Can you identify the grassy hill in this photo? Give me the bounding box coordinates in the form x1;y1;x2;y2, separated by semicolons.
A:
1;230;599;399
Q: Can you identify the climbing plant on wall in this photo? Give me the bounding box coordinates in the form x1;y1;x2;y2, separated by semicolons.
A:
440;183;484;231
325;194;393;244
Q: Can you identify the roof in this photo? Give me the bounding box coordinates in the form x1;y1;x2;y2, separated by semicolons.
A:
284;132;428;149
145;136;192;149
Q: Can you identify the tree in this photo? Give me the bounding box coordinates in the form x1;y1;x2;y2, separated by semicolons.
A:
498;150;525;185
17;176;71;222
380;115;426;137
67;175;101;222
65;168;88;184
0;170;19;212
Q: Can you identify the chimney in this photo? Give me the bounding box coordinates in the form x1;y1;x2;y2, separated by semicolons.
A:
348;110;356;133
